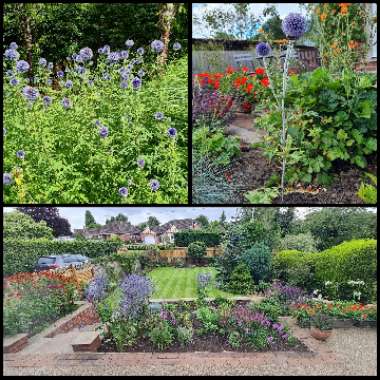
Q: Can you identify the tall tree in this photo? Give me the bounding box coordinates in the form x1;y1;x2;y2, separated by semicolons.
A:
147;216;160;228
17;207;72;237
278;207;296;237
85;210;97;228
158;3;177;67
196;214;210;228
219;211;227;226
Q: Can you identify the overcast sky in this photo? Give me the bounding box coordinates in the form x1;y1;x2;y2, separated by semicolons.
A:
5;207;376;230
192;3;307;38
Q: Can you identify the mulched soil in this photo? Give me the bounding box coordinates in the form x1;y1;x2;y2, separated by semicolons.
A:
221;149;377;204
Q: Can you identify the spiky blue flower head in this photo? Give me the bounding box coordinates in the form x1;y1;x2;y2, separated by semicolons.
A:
120;81;128;89
4;49;20;60
137;69;145;77
65;80;73;89
43;96;52;107
61;97;72;109
119;67;129;80
99;126;109;138
79;47;93;61
120;50;129;60
3;173;12;185
154;112;165;121
173;42;182;51
98;45;111;54
167;127;177;138
48;62;54;70
16;150;25;159
57;70;64;78
135;58;143;65
282;13;307;39
10;42;18;49
10;78;19;86
256;42;272;57
6;69;14;77
74;54;84;64
22;86;40;102
125;39;134;48
132;76;142;90
39;58;47;67
95;120;102;127
75;65;86;75
149;179;160;192
16;60;30;73
119;187;129;197
107;52;120;63
102;72;111;81
137;47;145;55
137;158;145;168
151;40;165;53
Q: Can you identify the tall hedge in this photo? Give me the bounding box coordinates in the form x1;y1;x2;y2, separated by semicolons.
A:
3;238;122;275
174;231;221;247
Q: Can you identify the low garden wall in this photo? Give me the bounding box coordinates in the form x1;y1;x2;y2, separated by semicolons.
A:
159;247;223;263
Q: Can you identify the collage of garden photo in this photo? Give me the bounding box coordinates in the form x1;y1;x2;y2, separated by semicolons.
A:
2;2;378;377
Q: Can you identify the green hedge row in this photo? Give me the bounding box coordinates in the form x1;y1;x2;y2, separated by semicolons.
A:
124;244;174;251
174;231;221;247
273;239;377;298
3;238;122;275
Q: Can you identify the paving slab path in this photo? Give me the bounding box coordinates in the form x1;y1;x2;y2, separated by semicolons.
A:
4;324;377;376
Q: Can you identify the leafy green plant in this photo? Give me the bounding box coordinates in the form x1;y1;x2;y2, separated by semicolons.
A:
195;306;219;334
149;321;174;350
357;173;377;204
109;319;139;351
227;263;253;295
312;312;332;331
228;331;241;349
250;299;282;322
176;326;193;346
246;326;271;350
244;187;280;204
187;241;207;264
241;242;272;283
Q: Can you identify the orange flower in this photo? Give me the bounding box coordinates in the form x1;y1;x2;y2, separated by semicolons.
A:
258;28;264;33
362;314;368;320
348;40;359;49
339;5;349;15
320;13;327;21
226;65;235;74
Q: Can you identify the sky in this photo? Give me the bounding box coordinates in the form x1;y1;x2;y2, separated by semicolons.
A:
192;2;307;38
4;207;371;230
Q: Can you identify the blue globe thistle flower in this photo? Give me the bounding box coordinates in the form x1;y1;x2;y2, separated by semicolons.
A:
16;150;25;159
137;69;145;77
99;126;109;138
167;127;177;138
120;50;129;60
88;79;94;86
119;67;129;80
151;40;165;53
61;97;72;109
95;120;102;127
65;80;73;89
102;72;111;80
4;49;20;60
137;158;145;168
10;78;19;86
16;60;30;73
256;42;272;57
282;13;307;39
79;47;93;61
74;54;84;64
39;58;47;67
173;42;182;51
22;86;40;102
46;79;52;86
43;95;52;107
120;81;128;89
154;112;165;121
3;173;13;185
125;39;134;48
10;42;18;49
57;70;64;78
6;69;14;77
149;179;160;192
137;47;145;55
107;52;120;63
75;65;86;75
98;45;111;54
132;76;142;90
48;62;54;70
119;187;129;197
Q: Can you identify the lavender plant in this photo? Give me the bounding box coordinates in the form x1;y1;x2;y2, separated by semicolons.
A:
85;272;108;303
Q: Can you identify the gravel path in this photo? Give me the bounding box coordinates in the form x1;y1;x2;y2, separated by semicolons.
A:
3;327;377;376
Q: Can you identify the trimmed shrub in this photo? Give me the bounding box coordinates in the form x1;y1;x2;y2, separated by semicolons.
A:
174;230;221;247
278;232;317;252
241;242;272;283
187;241;207;264
3;238;122;275
228;263;253;295
272;250;307;281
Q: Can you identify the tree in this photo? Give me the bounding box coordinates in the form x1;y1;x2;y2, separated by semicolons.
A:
195;214;209;228
158;3;177;67
147;216;160;228
106;213;128;224
219;211;227;226
277;207;296;237
255;6;286;40
4;211;54;239
242;242;272;283
85;210;97;228
17;207;72;237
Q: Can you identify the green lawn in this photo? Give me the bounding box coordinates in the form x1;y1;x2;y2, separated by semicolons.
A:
148;267;235;299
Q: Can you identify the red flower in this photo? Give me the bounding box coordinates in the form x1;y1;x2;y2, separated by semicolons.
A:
242;66;249;73
241;101;252;112
226;65;235;74
214;80;220;90
255;67;265;75
245;83;254;94
260;77;270;87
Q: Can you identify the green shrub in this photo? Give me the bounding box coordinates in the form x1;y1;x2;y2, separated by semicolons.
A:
109;319;139;351
286;262;316;292
187;241;207;264
272;250;307;281
227;263;253;295
195;306;219;334
149;321;174;350
278;232;317;252
241;242;272;283
3;238;122;275
176;326;193;346
174;230;221;247
250;299;282;322
228;331;242;349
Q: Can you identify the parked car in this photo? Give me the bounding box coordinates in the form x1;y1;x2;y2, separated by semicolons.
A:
63;254;90;268
35;256;66;271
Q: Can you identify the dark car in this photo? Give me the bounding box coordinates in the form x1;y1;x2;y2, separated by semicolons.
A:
62;254;90;268
36;256;66;271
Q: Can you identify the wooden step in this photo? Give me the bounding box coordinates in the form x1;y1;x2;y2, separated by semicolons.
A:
72;332;101;352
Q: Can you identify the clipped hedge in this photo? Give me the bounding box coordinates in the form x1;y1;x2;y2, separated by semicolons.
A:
273;239;377;299
124;244;174;250
174;231;221;247
3;238;122;275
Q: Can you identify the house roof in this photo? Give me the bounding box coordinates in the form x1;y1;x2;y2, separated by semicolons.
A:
152;219;197;235
78;222;141;236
